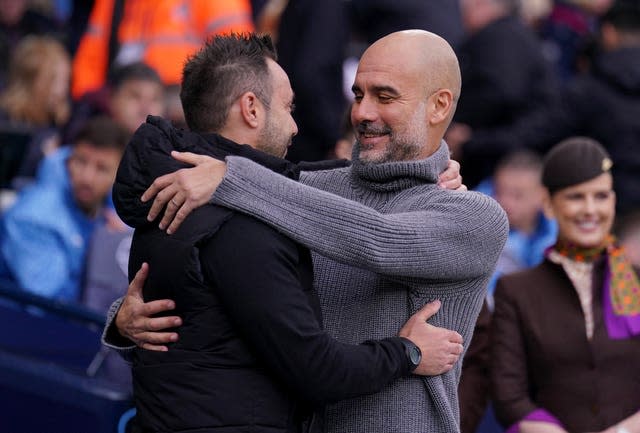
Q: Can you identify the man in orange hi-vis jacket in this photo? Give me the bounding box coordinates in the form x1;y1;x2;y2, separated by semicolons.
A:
71;0;255;100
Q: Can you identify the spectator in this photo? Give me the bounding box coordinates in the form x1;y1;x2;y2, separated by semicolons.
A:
0;116;129;302
0;0;62;90
65;61;166;143
448;0;558;188
476;150;558;309
491;137;640;433
0;35;71;185
71;0;254;100
464;0;640;216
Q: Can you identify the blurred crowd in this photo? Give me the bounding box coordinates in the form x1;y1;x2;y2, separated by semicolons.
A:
0;0;639;431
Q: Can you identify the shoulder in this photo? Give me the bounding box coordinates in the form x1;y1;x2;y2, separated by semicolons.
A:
207;212;299;258
495;261;558;301
300;166;351;189
4;185;68;226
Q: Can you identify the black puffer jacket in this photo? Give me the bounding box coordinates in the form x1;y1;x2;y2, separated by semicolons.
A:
114;116;413;433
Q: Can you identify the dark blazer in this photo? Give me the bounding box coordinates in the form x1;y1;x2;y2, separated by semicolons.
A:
491;258;640;433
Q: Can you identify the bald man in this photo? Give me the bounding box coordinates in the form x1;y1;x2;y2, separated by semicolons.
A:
109;30;508;433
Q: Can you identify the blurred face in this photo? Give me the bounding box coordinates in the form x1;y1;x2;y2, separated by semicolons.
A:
494;167;545;233
110;79;165;133
255;60;298;158
47;57;70;109
350;51;431;164
67;142;122;216
544;173;616;248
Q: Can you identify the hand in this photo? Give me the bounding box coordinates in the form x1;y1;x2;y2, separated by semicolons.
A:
115;263;183;351
142;151;227;234
519;421;569;433
398;300;464;376
438;159;467;191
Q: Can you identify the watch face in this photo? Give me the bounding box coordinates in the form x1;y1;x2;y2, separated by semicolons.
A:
410;346;421;365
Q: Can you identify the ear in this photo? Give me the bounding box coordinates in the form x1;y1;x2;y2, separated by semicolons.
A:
238;91;264;129
428;89;454;125
542;190;555;220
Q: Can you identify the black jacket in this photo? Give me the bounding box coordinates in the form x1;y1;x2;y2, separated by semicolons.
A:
114;116;412;433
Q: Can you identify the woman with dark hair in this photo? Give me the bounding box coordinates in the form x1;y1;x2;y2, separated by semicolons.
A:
491;136;640;433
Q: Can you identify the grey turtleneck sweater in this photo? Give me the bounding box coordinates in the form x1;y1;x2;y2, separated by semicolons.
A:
209;142;508;433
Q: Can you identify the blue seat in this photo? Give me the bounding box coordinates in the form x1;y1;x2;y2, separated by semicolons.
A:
0;279;133;433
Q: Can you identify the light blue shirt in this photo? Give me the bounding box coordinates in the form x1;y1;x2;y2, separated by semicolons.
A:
0;150;104;302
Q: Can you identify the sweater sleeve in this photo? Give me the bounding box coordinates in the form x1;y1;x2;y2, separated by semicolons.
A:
201;214;410;405
211;156;508;281
101;296;136;359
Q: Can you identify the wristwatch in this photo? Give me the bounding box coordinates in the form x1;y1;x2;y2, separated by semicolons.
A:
399;337;422;372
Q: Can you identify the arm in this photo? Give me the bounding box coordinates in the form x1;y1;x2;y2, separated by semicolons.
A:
103;261;464;373
102;263;182;353
209;156;507;281
458;301;491;433
1;215;72;299
491;279;565;432
200;214;462;404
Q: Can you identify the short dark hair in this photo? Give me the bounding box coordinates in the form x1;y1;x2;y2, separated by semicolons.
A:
107;62;163;90
74;115;130;153
180;33;277;133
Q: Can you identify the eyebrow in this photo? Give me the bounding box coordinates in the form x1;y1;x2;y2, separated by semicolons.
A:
351;84;400;97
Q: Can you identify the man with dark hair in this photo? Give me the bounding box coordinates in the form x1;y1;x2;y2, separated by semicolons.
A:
104;33;467;433
108;31;508;433
0;116;129;301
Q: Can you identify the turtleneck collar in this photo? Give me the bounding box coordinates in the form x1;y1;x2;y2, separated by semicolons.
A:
350;140;450;192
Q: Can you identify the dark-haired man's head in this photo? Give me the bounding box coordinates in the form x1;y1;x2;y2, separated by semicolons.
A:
68;116;129;216
180;33;297;157
108;62;166;134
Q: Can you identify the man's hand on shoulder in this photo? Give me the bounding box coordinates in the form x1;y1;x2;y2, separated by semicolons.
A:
142;151;227;234
116;263;183;351
439;159;467;191
398;300;464;376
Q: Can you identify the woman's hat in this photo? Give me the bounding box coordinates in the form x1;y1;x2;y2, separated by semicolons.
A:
541;137;612;194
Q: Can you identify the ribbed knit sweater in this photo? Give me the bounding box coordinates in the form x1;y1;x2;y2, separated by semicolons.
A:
210;142;508;433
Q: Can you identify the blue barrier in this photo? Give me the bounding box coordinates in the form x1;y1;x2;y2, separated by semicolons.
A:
0;280;133;433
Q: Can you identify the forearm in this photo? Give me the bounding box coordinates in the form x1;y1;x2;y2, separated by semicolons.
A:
212;156;507;280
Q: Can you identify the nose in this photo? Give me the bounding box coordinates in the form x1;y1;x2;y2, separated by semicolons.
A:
291;118;298;137
351;95;377;124
584;196;596;214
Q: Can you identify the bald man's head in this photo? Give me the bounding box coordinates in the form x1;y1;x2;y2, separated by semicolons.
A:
361;30;461;106
350;30;462;162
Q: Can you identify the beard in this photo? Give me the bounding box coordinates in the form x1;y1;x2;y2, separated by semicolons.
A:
255;113;292;158
354;121;423;164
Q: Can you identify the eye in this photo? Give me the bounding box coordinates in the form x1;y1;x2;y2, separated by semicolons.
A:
378;95;392;103
353;94;363;103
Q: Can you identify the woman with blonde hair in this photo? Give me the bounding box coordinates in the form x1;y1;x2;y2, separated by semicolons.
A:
0;35;70;128
491;136;640;433
0;35;71;185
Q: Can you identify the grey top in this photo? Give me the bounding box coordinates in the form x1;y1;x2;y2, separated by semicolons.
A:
210;141;508;433
103;141;508;433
